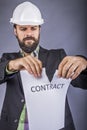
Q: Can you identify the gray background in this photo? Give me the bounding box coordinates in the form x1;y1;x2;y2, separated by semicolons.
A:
0;0;87;130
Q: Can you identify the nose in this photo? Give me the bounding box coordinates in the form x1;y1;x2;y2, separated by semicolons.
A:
25;28;33;37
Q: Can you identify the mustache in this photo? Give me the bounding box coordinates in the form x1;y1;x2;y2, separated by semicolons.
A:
23;37;36;42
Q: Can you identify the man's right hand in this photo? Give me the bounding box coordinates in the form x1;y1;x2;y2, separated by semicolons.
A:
7;55;42;77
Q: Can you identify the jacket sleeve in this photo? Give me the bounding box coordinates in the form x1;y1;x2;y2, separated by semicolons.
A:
71;55;87;89
0;53;17;84
71;69;87;89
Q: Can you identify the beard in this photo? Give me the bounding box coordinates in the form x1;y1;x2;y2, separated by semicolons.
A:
16;35;40;53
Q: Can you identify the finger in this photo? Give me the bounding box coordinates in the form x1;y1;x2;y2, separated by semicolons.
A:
21;59;33;74
34;57;42;70
61;62;73;78
58;57;68;77
71;63;87;80
66;63;79;79
26;56;42;77
71;66;81;80
24;57;38;77
30;57;42;77
34;58;42;76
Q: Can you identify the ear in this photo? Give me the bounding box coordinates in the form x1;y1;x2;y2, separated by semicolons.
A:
14;27;17;36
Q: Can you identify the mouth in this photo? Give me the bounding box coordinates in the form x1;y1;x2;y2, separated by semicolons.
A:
25;39;34;43
23;38;35;45
24;40;35;47
23;37;35;42
24;39;32;43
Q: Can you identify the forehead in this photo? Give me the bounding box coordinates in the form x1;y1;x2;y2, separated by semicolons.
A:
16;25;39;28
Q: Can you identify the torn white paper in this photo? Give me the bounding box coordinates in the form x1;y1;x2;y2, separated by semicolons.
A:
20;68;71;130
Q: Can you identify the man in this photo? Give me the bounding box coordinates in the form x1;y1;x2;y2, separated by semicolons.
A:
0;1;87;130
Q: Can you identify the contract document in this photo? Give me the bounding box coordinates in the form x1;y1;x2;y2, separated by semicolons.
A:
20;68;71;130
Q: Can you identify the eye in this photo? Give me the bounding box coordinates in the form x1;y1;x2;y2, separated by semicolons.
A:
19;27;27;31
31;26;38;31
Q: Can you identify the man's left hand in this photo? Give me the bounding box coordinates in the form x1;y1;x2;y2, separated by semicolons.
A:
58;56;87;79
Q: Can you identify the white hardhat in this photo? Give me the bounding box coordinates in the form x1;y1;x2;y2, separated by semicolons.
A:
10;1;44;25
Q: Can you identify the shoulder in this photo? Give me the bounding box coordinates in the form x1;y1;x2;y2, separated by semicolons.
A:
0;52;21;61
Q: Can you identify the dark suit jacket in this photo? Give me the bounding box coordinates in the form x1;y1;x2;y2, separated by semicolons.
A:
0;46;87;130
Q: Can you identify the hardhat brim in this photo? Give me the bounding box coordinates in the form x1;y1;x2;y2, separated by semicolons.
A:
10;18;44;25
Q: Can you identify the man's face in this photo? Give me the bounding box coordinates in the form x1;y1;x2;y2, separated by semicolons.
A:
14;25;40;54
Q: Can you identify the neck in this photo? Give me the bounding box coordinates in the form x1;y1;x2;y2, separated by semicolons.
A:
23;51;31;56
